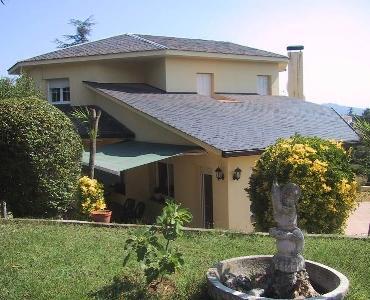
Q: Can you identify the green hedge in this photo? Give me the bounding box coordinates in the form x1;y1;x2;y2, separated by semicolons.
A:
0;97;83;217
248;135;358;234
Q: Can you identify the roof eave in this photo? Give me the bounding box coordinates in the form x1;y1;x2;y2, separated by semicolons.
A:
9;49;288;74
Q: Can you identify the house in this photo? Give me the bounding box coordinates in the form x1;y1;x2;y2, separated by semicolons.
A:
8;34;358;231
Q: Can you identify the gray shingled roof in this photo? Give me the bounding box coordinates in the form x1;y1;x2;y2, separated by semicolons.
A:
20;34;286;63
84;82;359;153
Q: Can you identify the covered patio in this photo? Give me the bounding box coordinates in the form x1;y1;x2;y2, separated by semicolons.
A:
82;141;205;224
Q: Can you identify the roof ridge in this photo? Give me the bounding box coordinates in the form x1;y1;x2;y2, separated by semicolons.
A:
128;34;168;50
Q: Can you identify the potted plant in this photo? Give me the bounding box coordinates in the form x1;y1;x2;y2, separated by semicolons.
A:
78;176;112;223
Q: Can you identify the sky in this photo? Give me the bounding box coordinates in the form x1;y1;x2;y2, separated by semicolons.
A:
1;0;369;108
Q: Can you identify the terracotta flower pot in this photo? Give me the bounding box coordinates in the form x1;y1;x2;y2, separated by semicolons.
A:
90;210;112;223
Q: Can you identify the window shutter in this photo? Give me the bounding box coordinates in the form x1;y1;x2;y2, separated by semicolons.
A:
257;75;270;95
197;73;212;96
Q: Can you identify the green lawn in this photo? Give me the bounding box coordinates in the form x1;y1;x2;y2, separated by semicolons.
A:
0;221;369;300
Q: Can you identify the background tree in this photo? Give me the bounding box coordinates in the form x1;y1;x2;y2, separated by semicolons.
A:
54;16;95;48
72;107;101;179
362;108;370;122
353;117;370;183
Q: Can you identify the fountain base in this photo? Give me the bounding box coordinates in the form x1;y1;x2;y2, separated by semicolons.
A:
207;255;349;300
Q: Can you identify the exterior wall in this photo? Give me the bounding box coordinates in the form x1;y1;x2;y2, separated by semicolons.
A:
165;57;280;95
144;58;166;91
93;94;194;145
107;153;259;232
23;58;164;105
227;155;260;232
170;152;229;228
24;56;281;101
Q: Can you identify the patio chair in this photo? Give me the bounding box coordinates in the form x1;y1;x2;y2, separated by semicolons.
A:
122;198;136;223
135;202;146;220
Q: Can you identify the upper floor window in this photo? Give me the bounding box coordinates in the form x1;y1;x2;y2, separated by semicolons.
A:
257;75;271;96
197;73;213;96
47;79;70;104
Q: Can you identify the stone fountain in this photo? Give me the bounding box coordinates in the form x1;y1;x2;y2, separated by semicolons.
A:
206;180;349;299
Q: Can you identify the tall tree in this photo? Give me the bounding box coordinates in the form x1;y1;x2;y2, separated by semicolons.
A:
54;16;95;48
72;107;101;179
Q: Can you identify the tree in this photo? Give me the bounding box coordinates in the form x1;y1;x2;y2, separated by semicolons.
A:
355;118;370;147
0;74;43;217
0;98;82;217
0;73;42;100
54;16;95;48
362;108;370;122
72;107;101;179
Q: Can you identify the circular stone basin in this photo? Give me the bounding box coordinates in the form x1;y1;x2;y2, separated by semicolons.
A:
206;255;349;300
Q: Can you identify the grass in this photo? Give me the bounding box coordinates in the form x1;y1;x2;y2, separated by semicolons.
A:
0;221;369;300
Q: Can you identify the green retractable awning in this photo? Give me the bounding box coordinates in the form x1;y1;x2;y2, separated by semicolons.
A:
82;141;204;175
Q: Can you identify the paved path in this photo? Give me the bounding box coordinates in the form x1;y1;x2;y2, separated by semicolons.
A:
345;201;370;236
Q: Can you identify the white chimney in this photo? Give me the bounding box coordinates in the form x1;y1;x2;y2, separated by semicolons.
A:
287;45;304;99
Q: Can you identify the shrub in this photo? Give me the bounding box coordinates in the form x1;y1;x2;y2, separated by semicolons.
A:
0;73;42;100
78;176;106;214
248;135;358;233
0;97;83;217
124;200;192;284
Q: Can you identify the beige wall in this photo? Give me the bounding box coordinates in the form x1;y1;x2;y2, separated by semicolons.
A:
23;58;163;105
24;55;281;101
170;152;229;228
109;152;259;232
165;57;280;95
227;155;259;232
144;58;166;91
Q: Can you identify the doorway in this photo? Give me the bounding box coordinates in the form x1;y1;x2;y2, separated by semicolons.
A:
202;173;214;228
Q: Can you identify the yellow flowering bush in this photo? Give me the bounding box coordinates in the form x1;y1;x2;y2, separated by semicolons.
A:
248;135;358;233
77;176;106;214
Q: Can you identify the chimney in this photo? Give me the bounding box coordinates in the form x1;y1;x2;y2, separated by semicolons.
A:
287;45;304;99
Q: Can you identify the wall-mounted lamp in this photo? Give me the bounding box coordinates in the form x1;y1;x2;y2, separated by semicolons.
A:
215;167;224;181
232;167;242;181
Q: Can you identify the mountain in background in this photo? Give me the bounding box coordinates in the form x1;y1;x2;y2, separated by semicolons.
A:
322;103;365;115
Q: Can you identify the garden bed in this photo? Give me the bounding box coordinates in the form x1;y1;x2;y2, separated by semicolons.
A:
0;221;368;299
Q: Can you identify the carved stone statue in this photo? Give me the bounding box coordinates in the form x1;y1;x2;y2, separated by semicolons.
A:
269;180;318;298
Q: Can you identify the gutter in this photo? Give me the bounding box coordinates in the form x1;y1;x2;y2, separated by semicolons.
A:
222;149;263;157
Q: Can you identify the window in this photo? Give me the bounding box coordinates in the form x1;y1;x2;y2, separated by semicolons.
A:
197;73;213;96
62;87;70;102
157;162;174;197
257;75;271;95
51;88;61;102
48;79;70;104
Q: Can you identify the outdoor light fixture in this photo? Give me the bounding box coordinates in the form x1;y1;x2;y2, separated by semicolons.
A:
215;167;224;181
233;167;242;181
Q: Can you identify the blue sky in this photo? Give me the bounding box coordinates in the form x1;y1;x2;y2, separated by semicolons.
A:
1;0;369;108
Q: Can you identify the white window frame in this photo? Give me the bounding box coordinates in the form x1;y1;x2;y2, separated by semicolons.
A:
257;75;271;96
47;78;71;104
155;161;174;198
